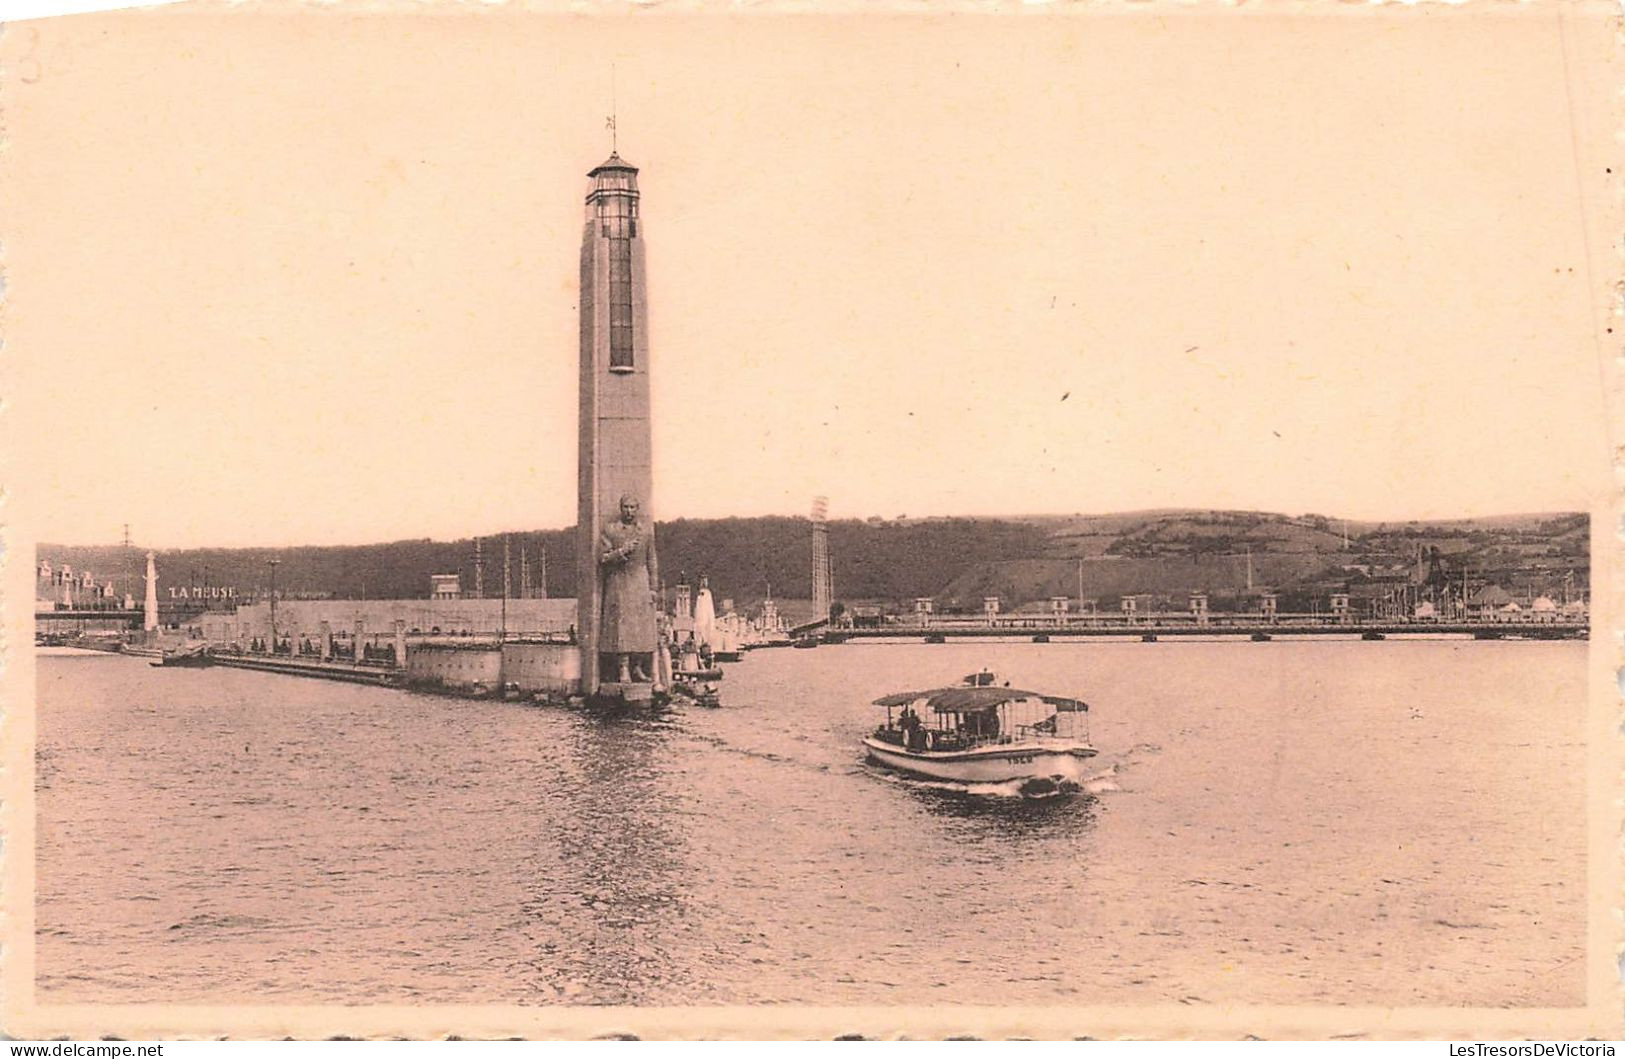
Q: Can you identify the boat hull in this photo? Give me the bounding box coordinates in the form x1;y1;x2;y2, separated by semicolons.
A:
862;736;1097;784
155;651;213;668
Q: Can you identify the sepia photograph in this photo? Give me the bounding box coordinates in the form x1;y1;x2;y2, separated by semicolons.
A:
2;0;1620;1042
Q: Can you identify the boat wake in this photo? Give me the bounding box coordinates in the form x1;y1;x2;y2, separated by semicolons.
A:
873;769;1081;801
868;754;1127;802
1077;760;1123;795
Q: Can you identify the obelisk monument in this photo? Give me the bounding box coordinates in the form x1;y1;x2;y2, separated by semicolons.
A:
576;150;657;701
143;551;159;634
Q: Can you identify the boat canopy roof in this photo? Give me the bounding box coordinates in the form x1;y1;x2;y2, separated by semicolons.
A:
872;686;1089;713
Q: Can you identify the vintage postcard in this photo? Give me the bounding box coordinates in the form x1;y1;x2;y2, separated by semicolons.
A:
2;0;1621;1041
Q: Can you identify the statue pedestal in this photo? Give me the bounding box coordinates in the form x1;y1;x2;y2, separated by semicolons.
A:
593;681;654;708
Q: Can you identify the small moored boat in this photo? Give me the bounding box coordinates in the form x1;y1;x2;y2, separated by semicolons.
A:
672;677;720;707
153;642;214;668
863;671;1097;785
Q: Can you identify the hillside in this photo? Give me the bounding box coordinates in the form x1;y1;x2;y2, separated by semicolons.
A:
38;510;1588;612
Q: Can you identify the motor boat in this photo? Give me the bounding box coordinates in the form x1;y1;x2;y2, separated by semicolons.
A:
863;670;1096;785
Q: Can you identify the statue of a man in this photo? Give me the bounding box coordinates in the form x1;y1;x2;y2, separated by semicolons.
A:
598;493;658;684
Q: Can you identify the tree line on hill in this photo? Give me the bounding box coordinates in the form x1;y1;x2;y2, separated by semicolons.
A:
38;510;1586;611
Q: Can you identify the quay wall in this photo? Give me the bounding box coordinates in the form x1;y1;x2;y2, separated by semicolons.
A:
500;642;581;697
197;599;579;646
405;641;580;698
406;643;503;691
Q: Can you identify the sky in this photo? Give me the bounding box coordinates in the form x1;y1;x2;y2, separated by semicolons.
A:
5;5;1618;548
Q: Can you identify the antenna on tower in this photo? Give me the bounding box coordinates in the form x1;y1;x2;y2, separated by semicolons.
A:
501;535;511;644
607;62;618;153
121;523;133;598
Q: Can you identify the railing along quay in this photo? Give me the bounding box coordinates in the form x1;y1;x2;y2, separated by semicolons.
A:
209;651;400;684
826;620;1587;641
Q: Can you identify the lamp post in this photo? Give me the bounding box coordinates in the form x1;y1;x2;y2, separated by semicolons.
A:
267;558;282;653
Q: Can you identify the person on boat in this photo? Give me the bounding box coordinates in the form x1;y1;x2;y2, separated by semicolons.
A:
597;493;659;684
899;705;924;750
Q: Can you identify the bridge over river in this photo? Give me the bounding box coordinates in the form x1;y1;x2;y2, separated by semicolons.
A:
35;608;144;626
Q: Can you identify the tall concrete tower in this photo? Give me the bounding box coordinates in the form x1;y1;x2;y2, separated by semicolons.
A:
577;151;654;698
143;551;159;632
811;496;833;622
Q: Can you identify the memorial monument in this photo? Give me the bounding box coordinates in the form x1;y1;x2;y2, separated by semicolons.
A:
596;493;657;684
575;150;659;702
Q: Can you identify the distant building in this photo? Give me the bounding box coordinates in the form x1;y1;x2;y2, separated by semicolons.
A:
849;604;884;628
1468;585;1514;621
36;557;129;610
430;573;462;600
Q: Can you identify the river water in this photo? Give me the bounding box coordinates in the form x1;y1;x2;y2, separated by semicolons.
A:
36;640;1585;1007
